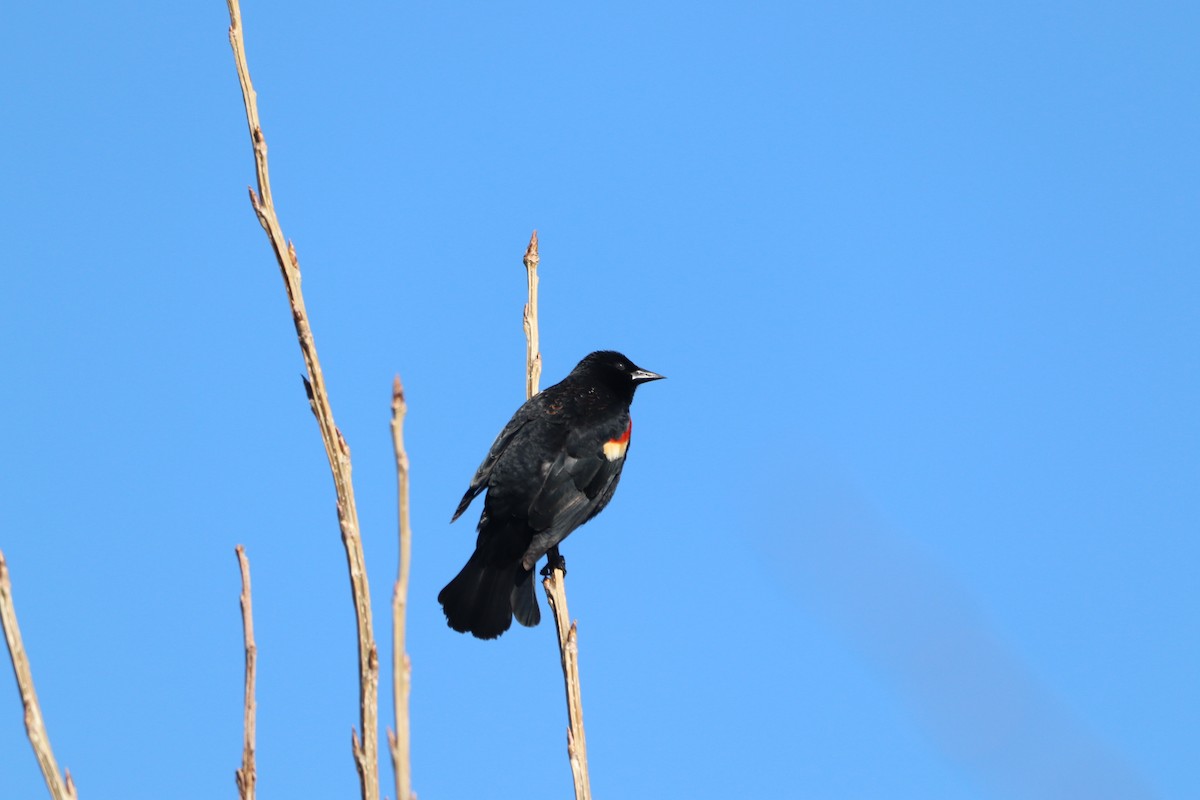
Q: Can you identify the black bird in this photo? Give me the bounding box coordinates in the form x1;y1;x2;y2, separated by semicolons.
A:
438;350;664;639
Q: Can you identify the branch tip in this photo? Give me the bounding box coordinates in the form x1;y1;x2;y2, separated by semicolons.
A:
235;544;256;800
391;371;414;800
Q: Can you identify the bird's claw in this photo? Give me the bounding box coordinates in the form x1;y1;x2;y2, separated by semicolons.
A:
540;552;567;577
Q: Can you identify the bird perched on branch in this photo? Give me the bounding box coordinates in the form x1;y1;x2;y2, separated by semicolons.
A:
438;350;664;639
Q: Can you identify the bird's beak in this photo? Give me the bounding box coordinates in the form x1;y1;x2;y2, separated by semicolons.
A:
630;368;665;384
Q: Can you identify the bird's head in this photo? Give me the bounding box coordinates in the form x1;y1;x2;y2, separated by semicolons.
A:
574;350;665;397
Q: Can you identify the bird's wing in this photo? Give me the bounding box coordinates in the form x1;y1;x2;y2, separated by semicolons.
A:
521;431;627;566
451;404;534;522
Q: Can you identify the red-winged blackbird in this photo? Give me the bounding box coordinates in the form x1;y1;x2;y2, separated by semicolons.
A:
438;350;664;639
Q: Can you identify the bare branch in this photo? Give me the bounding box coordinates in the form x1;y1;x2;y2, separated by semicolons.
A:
1;551;79;800
543;578;591;800
522;231;592;800
388;376;415;800
224;3;379;798
523;231;542;399
234;546;257;800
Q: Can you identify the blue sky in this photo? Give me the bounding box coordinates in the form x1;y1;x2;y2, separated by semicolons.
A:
2;1;1196;798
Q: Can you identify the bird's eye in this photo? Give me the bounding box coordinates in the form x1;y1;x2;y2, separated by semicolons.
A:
617;362;628;370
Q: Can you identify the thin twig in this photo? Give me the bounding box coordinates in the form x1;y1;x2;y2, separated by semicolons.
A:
234;546;257;800
523;231;542;399
0;551;79;800
387;376;415;800
523;232;592;800
224;4;379;799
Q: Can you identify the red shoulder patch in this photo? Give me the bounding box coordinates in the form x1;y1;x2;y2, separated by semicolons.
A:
603;420;632;461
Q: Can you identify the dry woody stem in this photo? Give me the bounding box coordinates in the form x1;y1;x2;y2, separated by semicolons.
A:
543;581;590;799
0;551;79;800
225;3;379;799
388;377;415;800
234;546;257;800
523;232;543;399
523;232;592;800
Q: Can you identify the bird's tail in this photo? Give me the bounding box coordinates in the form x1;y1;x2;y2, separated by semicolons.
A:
438;548;540;639
511;567;540;628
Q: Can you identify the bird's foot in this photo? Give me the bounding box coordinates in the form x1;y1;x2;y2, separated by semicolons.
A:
540;550;567;577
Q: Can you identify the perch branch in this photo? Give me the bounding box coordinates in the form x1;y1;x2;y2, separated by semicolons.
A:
225;3;379;799
523;231;592;800
0;551;79;800
523;231;542;398
234;546;257;800
387;376;415;800
543;581;589;800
